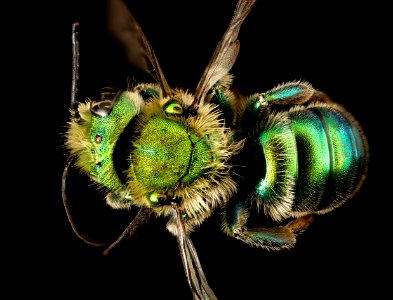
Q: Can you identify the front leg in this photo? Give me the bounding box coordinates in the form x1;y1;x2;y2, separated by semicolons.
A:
223;197;314;250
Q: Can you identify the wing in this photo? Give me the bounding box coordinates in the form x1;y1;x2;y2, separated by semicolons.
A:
193;0;256;108
106;0;172;96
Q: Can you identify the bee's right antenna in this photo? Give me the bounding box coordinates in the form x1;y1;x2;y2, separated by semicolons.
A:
71;22;80;120
61;22;108;248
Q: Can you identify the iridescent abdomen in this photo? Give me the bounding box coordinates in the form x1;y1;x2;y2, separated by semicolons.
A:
289;103;368;215
255;102;368;220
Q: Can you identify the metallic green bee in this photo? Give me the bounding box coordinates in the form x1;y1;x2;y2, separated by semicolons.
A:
62;0;369;299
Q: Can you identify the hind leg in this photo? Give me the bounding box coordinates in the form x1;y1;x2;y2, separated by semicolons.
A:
223;197;314;250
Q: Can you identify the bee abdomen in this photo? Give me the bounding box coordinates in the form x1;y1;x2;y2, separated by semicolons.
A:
254;102;368;220
288;102;368;215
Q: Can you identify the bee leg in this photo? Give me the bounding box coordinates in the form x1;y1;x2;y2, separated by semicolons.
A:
261;81;334;105
262;81;315;105
224;198;314;250
241;81;321;128
103;207;152;256
308;89;334;103
240;80;333;129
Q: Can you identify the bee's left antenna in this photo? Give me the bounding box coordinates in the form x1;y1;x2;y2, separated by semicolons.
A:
71;22;80;119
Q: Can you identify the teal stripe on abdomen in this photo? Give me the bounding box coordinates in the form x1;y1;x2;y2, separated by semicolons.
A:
289;107;330;212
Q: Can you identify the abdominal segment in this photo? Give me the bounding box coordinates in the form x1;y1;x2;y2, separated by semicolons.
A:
255;102;368;219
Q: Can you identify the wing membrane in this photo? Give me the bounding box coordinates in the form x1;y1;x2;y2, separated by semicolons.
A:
193;0;256;107
106;0;172;96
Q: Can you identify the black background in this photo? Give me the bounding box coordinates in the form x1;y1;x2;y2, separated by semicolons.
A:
8;0;390;299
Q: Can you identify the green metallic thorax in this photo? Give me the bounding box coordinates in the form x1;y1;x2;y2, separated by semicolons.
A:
132;117;192;189
131;116;212;190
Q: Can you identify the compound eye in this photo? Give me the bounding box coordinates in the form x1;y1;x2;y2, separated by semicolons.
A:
164;100;183;115
149;192;168;206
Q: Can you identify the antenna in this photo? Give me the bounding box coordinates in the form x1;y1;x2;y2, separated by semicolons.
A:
71;22;80;119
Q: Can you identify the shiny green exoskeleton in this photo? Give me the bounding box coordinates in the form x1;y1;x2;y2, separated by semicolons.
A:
218;81;368;249
62;1;369;299
66;83;243;235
